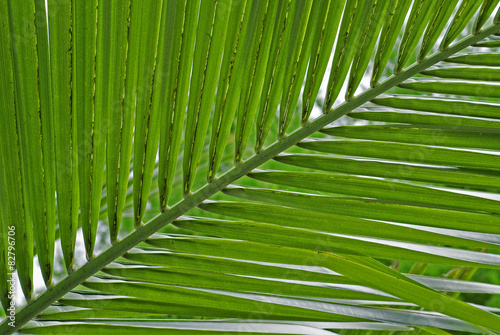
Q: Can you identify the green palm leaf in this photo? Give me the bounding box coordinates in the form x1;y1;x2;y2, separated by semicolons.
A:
1;0;500;334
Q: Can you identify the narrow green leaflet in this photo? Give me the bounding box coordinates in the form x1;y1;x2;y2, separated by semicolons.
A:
146;234;357;278
254;0;296;151
474;39;500;47
0;0;23;308
184;0;232;195
446;53;500;66
58;294;302;321
115;0;142;231
93;0;123;252
274;153;500;192
221;186;500;237
22;320;337;335
301;139;500;172
129;245;357;285
157;0;198;209
441;0;485;49
371;0;411;86
346;0;390;100
319;254;500;332
23;319;411;334
322;124;500;150
154;0;179;211
278;0;313;136
349;109;500;130
6;0;43;299
325;0;376;108
235;0;279;160
103;265;388;301
302;0;343;121
372;95;500;120
104;1;130;243
422;66;500;81
132;0;163;226
399;78;500;98
178;218;500;270
248;170;500;214
396;0;435;72
74;0;97;260
419;0;459;61
37;305;165;320
475;0;499;33
35;0;55;286
208;0;248;181
82;278;358;322
199;200;499;250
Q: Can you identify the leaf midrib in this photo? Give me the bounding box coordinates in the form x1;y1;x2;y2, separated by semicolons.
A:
3;22;499;335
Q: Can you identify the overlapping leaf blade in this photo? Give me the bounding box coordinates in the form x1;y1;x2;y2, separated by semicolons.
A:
1;1;500;334
0;0;24;308
132;0;164;226
5;0;43;299
104;0;130;243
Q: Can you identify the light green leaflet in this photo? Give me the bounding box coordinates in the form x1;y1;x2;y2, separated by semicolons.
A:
446;52;500;66
234;0;279;161
371;0;411;86
35;0;56;287
278;0;313;135
254;0;296;151
4;0;43;299
346;0;391;100
132;0;164;227
2;1;500;333
226;181;500;229
199;199;499;250
184;0;232;196
475;0;500;32
0;0;25;306
178;215;500;269
280;152;500;192
104;1;130;243
418;0;459;61
474;39;500;47
73;0;98;260
325;0;377;109
322;124;500;150
297;139;500;172
423;66;500;81
302;0;344;121
158;0;199;209
441;0;485;49
249;170;500;214
350;109;500;130
103;265;389;301
400;78;500;98
396;0;435;72
149;232;500;332
208;0;249;181
373;95;500;119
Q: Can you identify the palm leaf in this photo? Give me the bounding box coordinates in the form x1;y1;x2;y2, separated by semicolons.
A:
1;0;500;333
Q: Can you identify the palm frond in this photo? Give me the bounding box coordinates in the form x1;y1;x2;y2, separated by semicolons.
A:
1;0;500;334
